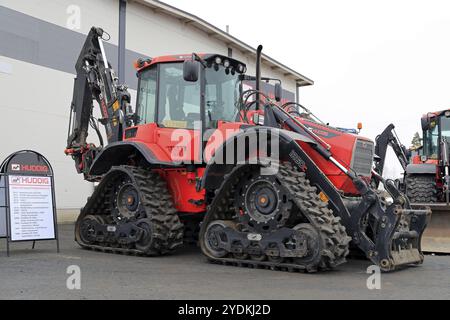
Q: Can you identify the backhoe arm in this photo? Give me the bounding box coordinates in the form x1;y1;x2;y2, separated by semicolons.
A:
374;123;409;177
65;27;134;177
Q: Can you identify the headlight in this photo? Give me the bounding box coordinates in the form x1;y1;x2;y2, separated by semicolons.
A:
223;59;230;68
237;64;245;73
215;56;222;65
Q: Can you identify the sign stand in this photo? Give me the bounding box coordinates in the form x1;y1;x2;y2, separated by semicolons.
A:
0;173;9;254
0;150;59;256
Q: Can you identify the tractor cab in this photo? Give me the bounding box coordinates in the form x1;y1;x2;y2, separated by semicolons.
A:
420;109;450;162
135;54;247;131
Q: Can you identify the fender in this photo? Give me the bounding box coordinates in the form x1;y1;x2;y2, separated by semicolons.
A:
202;127;315;190
89;141;175;176
406;163;437;175
201;126;352;223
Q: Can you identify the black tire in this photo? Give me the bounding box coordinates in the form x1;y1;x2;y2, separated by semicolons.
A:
405;174;437;203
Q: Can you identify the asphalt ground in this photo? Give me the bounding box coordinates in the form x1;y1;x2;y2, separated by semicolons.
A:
0;224;449;300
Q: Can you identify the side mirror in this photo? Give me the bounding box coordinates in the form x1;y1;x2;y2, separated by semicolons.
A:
421;116;429;131
274;83;283;102
183;60;199;82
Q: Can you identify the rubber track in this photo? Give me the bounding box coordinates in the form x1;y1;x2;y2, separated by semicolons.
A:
406;174;438;203
200;163;351;273
75;166;184;256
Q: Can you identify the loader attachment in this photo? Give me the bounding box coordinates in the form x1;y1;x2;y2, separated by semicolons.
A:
276;120;431;270
412;203;450;253
343;178;431;271
266;103;431;271
360;200;430;270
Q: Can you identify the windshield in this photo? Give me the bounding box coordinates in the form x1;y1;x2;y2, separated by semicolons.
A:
424;115;450;158
425;120;439;158
137;62;241;129
424;124;439;158
205;64;240;127
441;115;450;137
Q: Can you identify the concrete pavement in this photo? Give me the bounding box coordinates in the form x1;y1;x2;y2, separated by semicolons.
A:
0;224;449;300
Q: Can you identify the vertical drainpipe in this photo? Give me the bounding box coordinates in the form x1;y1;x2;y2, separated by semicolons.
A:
296;84;301;114
118;0;127;84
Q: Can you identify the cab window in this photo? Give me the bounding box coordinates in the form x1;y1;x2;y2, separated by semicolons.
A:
137;66;157;124
425;121;439;158
157;63;200;129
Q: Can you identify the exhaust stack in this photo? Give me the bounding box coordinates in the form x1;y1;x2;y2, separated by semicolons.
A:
255;45;263;110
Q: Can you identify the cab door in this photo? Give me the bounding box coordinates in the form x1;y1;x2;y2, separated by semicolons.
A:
136;62;202;163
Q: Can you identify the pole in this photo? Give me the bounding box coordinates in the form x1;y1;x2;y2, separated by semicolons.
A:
118;0;127;84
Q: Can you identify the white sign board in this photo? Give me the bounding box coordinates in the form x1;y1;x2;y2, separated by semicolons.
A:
8;175;55;241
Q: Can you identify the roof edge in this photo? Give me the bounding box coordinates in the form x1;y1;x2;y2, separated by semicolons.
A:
133;0;314;86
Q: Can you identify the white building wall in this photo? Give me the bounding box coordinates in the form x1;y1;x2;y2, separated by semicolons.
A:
0;58;93;221
0;0;120;220
126;1;297;94
1;0;120;44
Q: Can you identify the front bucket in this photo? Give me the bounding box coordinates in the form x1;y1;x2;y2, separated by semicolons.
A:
413;203;450;254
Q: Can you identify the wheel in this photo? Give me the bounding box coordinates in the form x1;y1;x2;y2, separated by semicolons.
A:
204;221;234;258
135;218;155;253
266;243;283;263
232;242;249;260
112;177;145;222
233;252;249;260
291;223;322;267
235;169;292;233
406;174;437;203
79;215;101;245
248;243;266;261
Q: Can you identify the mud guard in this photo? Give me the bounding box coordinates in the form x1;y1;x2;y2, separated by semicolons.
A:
202;127;353;220
89;141;176;176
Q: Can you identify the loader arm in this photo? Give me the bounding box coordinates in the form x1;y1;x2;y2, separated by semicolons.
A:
65;27;134;176
263;102;429;270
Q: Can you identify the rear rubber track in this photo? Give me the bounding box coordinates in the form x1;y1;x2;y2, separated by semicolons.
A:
75;166;184;256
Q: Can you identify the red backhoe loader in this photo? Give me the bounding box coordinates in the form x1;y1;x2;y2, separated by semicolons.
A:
65;27;430;272
376;115;450;253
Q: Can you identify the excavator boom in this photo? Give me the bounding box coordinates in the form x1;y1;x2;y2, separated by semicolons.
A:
65;27;134;176
374;123;409;177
